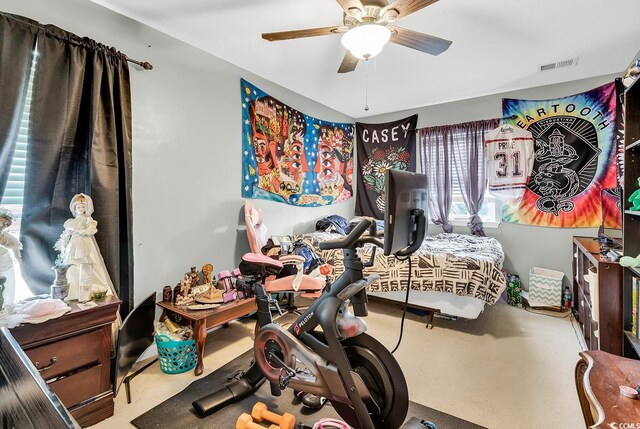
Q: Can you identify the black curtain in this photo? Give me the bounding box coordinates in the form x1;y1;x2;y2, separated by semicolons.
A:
0;13;38;195
1;14;134;316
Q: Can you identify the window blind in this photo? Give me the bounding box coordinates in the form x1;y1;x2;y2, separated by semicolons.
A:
1;54;36;206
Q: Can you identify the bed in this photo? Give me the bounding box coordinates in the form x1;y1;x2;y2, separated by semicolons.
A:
295;230;507;320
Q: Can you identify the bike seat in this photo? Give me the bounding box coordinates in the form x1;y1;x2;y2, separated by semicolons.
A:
265;274;324;293
239;253;283;277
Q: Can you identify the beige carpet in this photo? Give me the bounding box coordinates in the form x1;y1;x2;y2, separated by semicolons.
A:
90;301;584;429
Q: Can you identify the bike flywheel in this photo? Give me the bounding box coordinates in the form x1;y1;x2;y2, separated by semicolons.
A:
331;333;409;429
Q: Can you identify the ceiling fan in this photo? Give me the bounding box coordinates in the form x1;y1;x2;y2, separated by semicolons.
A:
262;0;452;73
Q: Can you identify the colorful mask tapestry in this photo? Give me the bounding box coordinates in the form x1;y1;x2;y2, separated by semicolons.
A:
241;79;354;206
501;82;620;228
355;115;418;219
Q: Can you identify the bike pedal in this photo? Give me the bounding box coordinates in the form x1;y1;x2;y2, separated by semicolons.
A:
270;381;282;396
279;369;294;390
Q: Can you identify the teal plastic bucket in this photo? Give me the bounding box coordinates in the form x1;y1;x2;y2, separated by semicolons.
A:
155;334;197;374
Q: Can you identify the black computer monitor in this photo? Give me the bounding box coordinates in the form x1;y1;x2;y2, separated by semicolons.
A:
113;292;157;397
383;169;429;256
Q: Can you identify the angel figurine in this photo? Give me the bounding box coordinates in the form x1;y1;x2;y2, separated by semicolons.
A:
54;194;116;301
0;208;22;306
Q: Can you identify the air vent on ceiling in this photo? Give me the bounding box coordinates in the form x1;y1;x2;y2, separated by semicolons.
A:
540;57;579;72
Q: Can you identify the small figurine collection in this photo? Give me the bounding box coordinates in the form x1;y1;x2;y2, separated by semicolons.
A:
0;195;114;309
165;263;249;310
0;196;119;336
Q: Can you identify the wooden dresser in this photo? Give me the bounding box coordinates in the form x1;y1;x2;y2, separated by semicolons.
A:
10;296;121;427
572;236;623;355
575;350;640;428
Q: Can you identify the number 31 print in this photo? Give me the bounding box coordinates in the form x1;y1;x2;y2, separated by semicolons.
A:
494;151;522;178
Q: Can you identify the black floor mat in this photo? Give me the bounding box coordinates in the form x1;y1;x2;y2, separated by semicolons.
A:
131;349;486;429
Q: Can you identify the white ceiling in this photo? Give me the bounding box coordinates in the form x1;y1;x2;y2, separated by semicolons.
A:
90;0;640;118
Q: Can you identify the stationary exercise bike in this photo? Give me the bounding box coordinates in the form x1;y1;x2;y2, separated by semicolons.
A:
193;175;427;429
193;170;427;429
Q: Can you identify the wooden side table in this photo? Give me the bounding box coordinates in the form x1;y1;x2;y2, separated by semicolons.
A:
10;296;121;427
157;297;257;376
575;350;640;428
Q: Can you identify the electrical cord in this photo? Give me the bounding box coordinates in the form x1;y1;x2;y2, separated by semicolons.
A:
569;312;587;351
524;303;585;350
390;255;412;354
524;303;571;318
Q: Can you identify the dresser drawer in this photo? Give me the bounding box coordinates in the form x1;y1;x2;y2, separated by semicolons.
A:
49;364;105;408
25;329;103;380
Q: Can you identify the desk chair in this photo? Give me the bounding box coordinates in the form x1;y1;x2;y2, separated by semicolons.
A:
244;201;324;314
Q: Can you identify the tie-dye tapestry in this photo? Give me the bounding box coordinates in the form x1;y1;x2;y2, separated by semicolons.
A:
501;82;620;228
241;79;354;206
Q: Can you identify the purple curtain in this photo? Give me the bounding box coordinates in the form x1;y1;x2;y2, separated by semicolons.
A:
419;127;452;233
419;119;499;235
450;119;500;235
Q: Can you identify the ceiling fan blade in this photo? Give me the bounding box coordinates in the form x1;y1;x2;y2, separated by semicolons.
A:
262;26;345;41
383;0;439;18
390;26;452;55
338;51;359;73
336;0;365;13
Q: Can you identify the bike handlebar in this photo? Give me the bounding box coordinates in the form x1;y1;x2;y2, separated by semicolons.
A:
319;219;372;250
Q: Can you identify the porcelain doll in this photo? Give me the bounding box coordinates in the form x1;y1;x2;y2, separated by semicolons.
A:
0;208;22;306
54;194;115;301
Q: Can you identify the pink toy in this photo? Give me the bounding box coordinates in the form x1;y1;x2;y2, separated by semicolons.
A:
217;270;237;303
231;268;245;299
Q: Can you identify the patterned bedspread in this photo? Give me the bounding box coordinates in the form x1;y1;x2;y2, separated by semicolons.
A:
296;232;506;305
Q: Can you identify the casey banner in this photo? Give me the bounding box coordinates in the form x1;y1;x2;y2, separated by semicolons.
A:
241;79;354;206
355;115;418;219
502;82;620;228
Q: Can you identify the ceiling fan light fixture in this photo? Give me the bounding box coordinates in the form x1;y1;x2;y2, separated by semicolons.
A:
341;24;391;60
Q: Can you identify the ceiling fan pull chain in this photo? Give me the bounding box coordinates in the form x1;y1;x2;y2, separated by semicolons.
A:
364;58;370;111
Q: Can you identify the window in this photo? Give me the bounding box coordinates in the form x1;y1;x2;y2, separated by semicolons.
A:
448;129;502;226
450;195;502;226
419;123;503;228
1;52;37;302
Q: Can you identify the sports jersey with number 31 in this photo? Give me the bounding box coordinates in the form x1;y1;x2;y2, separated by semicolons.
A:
484;125;535;200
